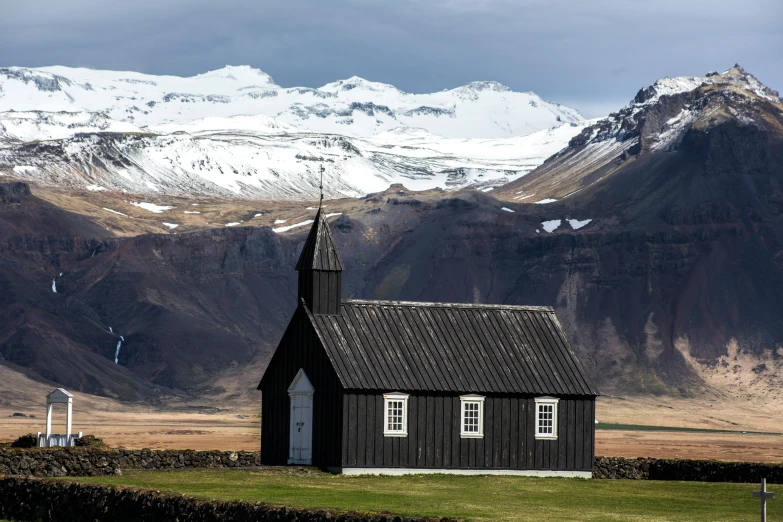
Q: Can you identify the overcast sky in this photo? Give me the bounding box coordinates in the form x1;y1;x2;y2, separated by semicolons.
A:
2;0;781;117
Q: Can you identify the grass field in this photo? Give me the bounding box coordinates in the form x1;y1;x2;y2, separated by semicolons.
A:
595;422;782;435
62;469;779;521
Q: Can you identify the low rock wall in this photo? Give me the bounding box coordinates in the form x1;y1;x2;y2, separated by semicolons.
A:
0;448;260;477
593;456;783;482
2;448;781;483
0;477;452;522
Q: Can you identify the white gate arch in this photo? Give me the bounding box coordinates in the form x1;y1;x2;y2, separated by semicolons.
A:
37;388;82;447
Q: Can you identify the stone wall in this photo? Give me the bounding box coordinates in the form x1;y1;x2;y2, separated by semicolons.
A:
0;448;260;477
2;448;781;483
593;456;783;482
0;477;453;522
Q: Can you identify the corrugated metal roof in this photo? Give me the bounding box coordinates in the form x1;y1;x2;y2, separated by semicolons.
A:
295;207;344;271
305;299;598;396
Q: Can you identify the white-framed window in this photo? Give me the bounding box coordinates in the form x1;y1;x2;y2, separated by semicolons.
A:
383;393;409;437
460;394;485;438
535;397;559;440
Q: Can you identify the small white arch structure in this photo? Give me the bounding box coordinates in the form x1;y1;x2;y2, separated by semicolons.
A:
37;388;82;447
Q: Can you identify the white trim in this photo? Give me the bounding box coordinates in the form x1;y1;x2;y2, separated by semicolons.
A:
460;394;485;438
287;368;315;396
336;467;591;478
534;396;559;440
383;393;409;437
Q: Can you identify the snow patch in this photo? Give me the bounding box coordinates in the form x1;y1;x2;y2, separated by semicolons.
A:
162;222;179;229
541;219;562;233
183;210;200;214
274;219;286;224
567;218;592;230
535;198;558;205
86;184;107;191
130;202;174;213
114;340;122;364
501;207;515;213
103;207;128;216
273;220;314;233
13;166;37;174
51;279;57;293
253;213;264;218
225;222;241;227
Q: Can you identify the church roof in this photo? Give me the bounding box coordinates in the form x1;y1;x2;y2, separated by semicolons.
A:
295;207;344;272
304;299;598;396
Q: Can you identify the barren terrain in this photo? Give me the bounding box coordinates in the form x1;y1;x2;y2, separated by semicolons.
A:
2;368;781;460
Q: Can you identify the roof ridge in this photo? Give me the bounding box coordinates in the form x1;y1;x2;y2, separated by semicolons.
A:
341;298;554;312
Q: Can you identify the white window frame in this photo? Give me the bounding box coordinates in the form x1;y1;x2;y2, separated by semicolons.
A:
460;394;485;438
383;393;409;437
535;396;559;440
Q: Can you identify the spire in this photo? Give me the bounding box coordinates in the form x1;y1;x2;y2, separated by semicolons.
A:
296;208;343;314
296;208;344;271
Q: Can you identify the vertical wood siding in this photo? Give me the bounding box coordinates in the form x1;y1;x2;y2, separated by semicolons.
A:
298;271;342;315
342;393;595;471
260;306;343;467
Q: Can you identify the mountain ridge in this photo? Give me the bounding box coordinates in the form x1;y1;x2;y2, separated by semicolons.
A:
0;64;581;139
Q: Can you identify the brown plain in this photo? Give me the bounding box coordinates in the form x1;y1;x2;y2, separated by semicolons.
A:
2;361;781;460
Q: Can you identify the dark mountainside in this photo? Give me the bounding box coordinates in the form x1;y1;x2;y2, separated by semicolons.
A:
1;65;782;402
497;65;783;394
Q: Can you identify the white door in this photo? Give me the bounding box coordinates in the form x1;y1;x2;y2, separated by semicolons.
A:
287;368;314;465
289;393;313;464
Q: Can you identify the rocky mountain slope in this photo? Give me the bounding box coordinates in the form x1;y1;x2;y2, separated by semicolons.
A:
497;65;782;208
494;65;783;395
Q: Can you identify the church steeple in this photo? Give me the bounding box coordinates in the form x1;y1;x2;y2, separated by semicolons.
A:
296;207;343;314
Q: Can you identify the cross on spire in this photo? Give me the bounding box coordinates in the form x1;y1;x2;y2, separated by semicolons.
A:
319;163;325;207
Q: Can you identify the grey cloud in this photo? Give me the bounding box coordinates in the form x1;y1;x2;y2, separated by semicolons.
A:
1;0;781;118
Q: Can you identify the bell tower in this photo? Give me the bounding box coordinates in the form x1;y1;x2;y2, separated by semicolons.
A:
295;207;343;314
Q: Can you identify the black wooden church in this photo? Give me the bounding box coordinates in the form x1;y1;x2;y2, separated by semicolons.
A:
258;208;598;476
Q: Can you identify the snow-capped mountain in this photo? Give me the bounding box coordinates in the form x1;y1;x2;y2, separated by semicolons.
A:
566;65;780;154
0;65;581;139
497;64;783;205
0;115;589;199
0;65;589;199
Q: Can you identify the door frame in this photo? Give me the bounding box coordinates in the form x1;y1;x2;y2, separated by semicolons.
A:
287;368;315;465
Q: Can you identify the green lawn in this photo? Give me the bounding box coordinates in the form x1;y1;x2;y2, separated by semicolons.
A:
61;469;779;521
595;422;782;436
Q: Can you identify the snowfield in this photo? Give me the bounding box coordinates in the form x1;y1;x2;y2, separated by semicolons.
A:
0;117;589;199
